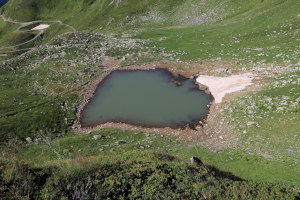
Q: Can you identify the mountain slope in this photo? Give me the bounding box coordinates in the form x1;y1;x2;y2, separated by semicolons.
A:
0;0;299;193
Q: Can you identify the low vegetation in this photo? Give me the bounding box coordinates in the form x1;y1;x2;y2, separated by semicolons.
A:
1;149;299;199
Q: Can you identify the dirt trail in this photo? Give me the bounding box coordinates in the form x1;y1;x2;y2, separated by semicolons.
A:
0;15;77;53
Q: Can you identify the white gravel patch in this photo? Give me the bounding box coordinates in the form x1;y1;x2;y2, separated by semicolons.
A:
31;24;50;30
196;73;254;103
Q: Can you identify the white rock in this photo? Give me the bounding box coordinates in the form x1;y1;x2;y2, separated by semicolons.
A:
26;137;32;143
93;135;102;140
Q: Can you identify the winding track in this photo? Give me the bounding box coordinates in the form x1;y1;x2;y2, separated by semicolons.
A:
0;15;77;54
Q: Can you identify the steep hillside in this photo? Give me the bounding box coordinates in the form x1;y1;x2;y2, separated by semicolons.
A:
1;0;232;30
1;0;299;60
2;0;299;30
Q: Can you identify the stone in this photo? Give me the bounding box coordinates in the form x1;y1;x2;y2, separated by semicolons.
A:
63;149;69;153
118;140;127;144
190;156;204;166
247;121;256;126
34;138;42;144
26;137;32;143
93;135;102;140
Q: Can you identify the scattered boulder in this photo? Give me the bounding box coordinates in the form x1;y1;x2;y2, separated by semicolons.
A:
26;137;32;143
63;149;69;153
190;156;204;166
93;135;102;140
34;138;42;144
117;140;127;144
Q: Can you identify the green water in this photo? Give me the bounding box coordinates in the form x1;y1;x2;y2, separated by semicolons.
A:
81;69;212;128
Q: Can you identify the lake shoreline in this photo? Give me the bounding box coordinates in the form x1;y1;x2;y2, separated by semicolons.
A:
73;63;215;140
79;68;213;129
73;61;256;148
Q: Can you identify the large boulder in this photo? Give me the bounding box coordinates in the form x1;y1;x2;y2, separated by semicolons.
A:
190;156;204;166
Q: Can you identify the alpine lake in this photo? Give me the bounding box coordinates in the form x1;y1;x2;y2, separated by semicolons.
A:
80;69;213;129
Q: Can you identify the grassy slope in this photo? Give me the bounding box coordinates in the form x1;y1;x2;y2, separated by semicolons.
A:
0;52;79;142
0;0;299;193
2;0;298;59
136;0;300;63
0;16;26;47
1;0;178;28
14;129;300;187
2;149;298;199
